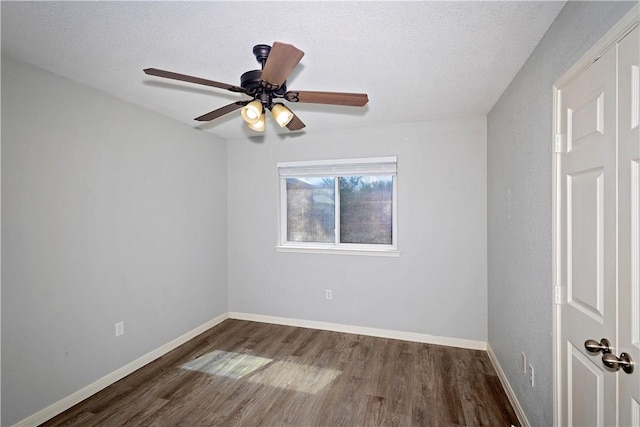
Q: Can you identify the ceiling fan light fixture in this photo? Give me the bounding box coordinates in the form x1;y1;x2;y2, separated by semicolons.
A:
241;99;263;124
270;103;294;127
247;113;266;132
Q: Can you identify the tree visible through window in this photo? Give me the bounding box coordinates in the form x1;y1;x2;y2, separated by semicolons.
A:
286;177;335;243
278;157;397;252
339;176;393;244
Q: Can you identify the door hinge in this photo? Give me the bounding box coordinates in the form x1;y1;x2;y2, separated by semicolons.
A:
554;286;565;304
555;134;566;153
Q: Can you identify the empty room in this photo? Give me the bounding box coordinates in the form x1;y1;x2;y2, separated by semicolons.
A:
2;1;638;426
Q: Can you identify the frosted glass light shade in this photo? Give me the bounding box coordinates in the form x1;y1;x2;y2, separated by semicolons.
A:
247;114;266;132
270;103;294;127
241;100;263;124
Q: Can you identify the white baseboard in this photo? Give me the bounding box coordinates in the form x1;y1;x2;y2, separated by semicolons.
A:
228;312;487;351
486;343;530;427
14;313;229;427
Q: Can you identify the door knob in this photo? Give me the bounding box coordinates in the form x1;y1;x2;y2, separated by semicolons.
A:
584;338;612;354
602;352;635;374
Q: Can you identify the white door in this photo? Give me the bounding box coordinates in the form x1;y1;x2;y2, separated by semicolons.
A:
618;26;640;426
558;41;618;427
557;26;639;426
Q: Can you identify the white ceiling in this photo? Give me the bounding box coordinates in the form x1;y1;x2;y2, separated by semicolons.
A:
1;1;565;140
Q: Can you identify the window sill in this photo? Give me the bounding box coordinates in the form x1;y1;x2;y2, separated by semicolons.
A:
275;245;400;257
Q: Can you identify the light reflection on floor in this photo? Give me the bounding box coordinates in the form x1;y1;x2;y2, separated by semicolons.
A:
180;350;341;394
181;350;272;379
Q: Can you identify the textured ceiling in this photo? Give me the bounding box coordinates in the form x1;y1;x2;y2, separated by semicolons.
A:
1;1;565;140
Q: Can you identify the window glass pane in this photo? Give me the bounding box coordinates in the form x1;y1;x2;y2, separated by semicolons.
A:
339;176;393;244
286;177;335;243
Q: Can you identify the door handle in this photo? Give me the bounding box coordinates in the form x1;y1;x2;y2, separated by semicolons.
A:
602;352;635;374
584;338;612;354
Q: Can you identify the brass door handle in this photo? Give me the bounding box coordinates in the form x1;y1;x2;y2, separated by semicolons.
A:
602;352;635;374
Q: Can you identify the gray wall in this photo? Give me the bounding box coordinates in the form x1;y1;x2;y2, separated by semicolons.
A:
1;56;229;426
487;2;636;426
228;117;488;342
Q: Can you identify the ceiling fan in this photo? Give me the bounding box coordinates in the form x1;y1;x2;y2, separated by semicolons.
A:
144;42;369;132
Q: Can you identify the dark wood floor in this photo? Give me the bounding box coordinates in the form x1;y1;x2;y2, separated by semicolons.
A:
42;319;519;426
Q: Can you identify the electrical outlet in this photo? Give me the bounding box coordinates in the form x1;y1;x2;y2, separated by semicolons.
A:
521;352;527;374
325;289;332;300
528;363;535;387
115;321;124;337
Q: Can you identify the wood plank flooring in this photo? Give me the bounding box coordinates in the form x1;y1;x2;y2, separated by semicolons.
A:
41;319;519;426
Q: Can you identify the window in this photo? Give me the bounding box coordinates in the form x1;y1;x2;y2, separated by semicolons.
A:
277;157;398;256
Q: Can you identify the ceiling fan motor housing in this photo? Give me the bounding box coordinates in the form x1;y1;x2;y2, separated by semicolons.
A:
240;69;263;93
240;70;287;107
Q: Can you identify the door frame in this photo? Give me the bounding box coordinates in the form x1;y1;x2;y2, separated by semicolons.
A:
552;5;640;425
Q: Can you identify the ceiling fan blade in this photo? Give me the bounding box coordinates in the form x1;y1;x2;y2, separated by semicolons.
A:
286;112;306;131
195;101;247;122
285;90;369;107
260;42;304;89
144;68;246;93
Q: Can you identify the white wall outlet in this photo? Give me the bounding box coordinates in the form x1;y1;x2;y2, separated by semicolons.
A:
115;321;124;337
325;289;332;300
521;352;527;374
528;363;535;387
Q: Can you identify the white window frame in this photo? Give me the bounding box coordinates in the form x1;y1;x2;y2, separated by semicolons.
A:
276;156;399;257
